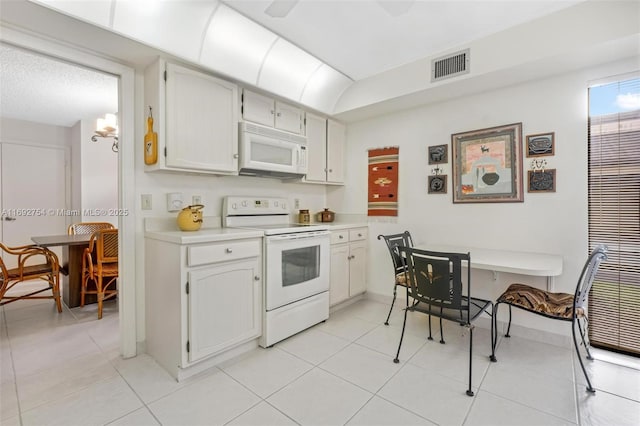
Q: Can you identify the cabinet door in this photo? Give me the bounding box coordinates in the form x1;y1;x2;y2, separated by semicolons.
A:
165;63;238;173
327;119;346;183
242;89;275;127
187;258;261;362
329;244;350;306
305;112;327;182
349;241;367;296
275;101;304;134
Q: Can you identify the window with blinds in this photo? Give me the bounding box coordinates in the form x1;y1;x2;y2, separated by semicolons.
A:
587;77;640;356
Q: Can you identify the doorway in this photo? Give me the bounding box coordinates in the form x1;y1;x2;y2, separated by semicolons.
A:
0;30;136;357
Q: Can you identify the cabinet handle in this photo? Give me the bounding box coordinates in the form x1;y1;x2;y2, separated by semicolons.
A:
329;169;333;173
233;154;239;159
226;248;233;253
254;276;260;281
339;235;344;239
270;110;275;115
358;233;362;237
276;112;281;117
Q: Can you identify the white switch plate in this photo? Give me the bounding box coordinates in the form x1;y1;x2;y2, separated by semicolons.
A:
141;194;152;210
167;192;183;212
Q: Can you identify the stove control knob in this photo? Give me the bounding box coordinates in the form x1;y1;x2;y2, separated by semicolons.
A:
274;201;279;207
282;202;287;209
241;200;248;207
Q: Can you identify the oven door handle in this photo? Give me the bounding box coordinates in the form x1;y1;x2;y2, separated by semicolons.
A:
266;231;330;241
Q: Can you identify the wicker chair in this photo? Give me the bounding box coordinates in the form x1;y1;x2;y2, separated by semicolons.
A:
81;229;118;319
377;231;414;325
68;222;114;235
494;245;608;393
0;243;62;312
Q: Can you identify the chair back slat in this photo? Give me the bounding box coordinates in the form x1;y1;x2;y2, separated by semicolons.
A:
400;246;468;312
575;244;608;308
68;222;114;235
377;231;414;274
93;229;119;264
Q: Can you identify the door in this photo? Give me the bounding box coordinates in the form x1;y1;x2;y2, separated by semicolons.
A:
265;232;330;311
187;259;261;363
305;113;328;182
165;62;238;172
275;101;303;134
327;119;346;183
242;89;275;127
349;241;368;296
329;243;349;305
1;143;67;267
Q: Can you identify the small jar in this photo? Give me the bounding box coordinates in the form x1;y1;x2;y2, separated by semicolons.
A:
298;209;310;224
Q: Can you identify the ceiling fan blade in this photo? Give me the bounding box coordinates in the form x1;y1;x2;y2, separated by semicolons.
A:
377;0;415;17
264;0;299;18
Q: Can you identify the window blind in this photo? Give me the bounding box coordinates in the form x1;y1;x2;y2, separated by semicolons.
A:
587;78;640;356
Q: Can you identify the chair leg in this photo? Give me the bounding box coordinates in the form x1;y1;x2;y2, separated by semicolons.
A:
505;305;512;338
466;324;474;397
97;276;103;320
572;317;596;393
427;306;434;341
51;273;62;313
439;309;445;344
393;303;409;364
490;303;497;362
385;284;397;326
576;316;594;360
80;274;88;307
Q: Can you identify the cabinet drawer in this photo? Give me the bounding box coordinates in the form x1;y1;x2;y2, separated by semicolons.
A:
330;230;349;245
187;240;260;267
349;228;368;241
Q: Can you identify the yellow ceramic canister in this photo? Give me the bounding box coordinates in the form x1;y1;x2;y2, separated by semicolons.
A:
177;204;204;231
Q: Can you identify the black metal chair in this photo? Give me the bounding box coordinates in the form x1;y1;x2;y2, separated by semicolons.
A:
494;245;608;393
393;246;496;396
377;231;414;325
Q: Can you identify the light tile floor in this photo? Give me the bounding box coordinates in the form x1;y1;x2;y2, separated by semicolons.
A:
1;296;639;426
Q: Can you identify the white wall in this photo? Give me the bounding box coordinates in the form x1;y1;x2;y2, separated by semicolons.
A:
79;118;118;226
329;57;640;337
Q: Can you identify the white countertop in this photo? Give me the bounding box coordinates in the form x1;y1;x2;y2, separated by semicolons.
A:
145;228;264;244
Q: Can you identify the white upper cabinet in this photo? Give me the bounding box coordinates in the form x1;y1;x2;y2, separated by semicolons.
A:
242;89;305;135
144;58;239;175
327;119;346;184
304;115;345;185
305;112;328;183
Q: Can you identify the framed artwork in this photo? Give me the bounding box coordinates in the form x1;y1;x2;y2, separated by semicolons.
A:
528;169;556;192
526;132;554;157
428;175;447;194
428;144;448;164
451;122;524;203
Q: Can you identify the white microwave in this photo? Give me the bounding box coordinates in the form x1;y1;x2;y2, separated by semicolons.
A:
239;122;308;179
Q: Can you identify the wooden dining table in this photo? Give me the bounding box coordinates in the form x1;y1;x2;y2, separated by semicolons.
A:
31;234;96;308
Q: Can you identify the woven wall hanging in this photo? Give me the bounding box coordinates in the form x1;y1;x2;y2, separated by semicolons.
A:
367;147;399;216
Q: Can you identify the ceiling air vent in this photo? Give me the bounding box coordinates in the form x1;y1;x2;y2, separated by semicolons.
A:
431;49;470;82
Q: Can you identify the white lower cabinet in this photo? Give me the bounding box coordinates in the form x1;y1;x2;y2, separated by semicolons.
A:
145;236;262;380
329;227;368;306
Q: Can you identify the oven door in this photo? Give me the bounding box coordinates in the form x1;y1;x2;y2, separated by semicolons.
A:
264;230;330;311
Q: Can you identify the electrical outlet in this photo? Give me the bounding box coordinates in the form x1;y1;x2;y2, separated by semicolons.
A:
294;198;300;209
167;192;183;212
141;194;152;210
192;195;202;205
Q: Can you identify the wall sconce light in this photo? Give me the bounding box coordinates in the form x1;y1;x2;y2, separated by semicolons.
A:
91;113;119;152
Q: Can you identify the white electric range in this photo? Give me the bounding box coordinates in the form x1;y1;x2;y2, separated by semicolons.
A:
222;196;330;347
